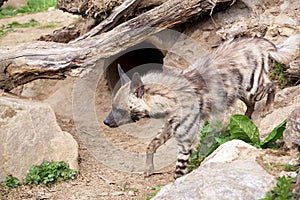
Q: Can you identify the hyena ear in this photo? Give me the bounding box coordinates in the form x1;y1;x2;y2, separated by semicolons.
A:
118;64;130;86
130;72;144;98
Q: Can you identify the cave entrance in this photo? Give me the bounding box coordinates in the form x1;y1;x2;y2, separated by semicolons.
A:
105;42;164;91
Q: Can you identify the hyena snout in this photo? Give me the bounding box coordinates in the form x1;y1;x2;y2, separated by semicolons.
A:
103;111;118;128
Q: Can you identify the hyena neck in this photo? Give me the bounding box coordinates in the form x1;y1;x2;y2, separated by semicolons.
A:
141;71;199;120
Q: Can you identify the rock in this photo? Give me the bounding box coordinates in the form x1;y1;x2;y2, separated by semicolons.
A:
43;77;74;120
253;85;300;139
288;60;300;78
0;97;78;182
283;107;300;149
153;140;276;200
18;77;74;120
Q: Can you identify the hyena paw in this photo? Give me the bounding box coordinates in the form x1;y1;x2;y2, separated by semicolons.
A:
144;165;154;177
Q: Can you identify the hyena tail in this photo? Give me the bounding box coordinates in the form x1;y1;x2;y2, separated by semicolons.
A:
270;34;300;64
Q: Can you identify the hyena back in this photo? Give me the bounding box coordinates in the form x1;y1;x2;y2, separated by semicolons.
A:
104;35;300;178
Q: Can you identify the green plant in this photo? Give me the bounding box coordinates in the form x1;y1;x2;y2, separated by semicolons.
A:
0;0;57;18
0;6;16;18
146;186;161;200
0;19;40;38
261;176;296;200
282;164;298;172
188;114;286;171
231;115;286;148
270;61;287;89
24;160;77;187
1;175;20;188
188;122;224;172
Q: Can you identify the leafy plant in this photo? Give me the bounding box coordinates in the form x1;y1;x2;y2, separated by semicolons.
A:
188;114;286;171
261;176;296;200
230;114;260;145
24;160;77;187
230;115;286;148
260;119;286;148
146;186;161;200
188;122;223;172
1;175;20;188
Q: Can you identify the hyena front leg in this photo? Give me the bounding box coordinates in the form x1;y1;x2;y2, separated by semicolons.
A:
261;83;276;117
145;121;173;177
240;97;255;119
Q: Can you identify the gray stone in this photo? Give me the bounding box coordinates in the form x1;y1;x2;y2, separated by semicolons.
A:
253;85;300;139
284;107;300;148
18;77;75;120
0;97;78;181
153;140;276;200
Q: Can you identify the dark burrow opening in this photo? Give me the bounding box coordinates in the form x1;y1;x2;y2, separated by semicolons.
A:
104;42;165;92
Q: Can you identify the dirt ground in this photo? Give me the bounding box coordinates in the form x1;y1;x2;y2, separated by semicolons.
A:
1;1;300;199
0;9;175;200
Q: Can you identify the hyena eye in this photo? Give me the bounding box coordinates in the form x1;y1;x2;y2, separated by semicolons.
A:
129;106;133;109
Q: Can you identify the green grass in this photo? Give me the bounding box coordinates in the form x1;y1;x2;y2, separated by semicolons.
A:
270;61;287;89
282;164;298;172
261;176;296;200
0;19;57;39
0;0;57;18
0;19;40;38
146;186;161;200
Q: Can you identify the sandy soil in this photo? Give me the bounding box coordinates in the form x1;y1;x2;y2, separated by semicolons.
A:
0;9;175;200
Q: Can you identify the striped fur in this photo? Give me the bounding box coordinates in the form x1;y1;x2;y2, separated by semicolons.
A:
104;35;300;178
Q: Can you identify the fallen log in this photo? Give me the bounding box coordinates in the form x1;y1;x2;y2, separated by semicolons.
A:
0;0;234;91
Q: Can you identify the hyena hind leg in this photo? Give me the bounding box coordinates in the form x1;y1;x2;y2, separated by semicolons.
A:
174;120;200;179
174;148;192;179
145;123;173;177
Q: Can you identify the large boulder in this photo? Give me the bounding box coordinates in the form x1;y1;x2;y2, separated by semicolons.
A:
18;77;75;120
0;97;78;181
153;140;276;200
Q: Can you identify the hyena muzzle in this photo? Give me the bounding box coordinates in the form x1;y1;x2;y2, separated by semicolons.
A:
104;35;300;179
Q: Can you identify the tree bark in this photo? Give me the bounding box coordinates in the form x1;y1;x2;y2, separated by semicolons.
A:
0;0;234;91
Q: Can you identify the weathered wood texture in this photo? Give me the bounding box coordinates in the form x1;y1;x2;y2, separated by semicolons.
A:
0;0;233;91
41;0;164;42
57;0;164;18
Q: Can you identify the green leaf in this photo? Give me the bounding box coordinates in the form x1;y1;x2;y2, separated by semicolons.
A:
260;120;286;148
229;114;260;145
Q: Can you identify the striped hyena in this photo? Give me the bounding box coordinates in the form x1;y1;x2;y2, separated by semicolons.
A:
104;35;300;178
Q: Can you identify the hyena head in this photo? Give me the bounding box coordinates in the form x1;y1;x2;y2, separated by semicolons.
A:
103;65;150;128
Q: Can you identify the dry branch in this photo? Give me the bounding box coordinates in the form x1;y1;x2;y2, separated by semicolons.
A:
0;0;234;91
73;0;143;41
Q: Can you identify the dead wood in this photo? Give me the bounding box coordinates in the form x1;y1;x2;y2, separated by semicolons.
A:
41;0;163;43
0;0;234;91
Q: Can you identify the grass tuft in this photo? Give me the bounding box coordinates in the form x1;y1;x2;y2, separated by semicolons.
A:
0;0;57;18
